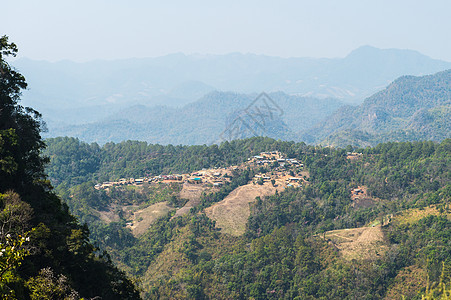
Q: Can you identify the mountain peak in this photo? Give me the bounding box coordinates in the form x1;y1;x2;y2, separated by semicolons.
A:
347;45;420;58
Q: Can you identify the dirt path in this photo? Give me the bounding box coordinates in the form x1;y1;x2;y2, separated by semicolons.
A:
205;183;277;236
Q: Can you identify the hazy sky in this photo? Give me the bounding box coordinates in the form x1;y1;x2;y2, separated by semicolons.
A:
2;0;451;62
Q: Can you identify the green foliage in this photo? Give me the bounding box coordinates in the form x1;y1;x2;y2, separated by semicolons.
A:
0;36;140;299
0;233;31;299
141;139;449;298
118;214;183;275
421;262;451;299
386;216;451;281
307;70;451;147
26;268;79;300
43;115;450;298
44;136;305;188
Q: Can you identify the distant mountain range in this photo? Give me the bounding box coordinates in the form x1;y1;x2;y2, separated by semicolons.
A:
15;46;450;146
304;69;451;147
44;69;451;146
17;46;451;127
46;92;343;145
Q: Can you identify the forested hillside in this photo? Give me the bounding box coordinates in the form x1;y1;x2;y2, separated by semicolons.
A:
0;36;140;299
43;136;299;186
305;69;451;147
44;136;451;299
4;33;450;299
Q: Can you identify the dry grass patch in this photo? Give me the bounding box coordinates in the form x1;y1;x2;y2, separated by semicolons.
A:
179;183;209;201
393;205;450;226
205;183;277;236
97;206;121;224
173;184;214;218
128;201;173;236
324;225;388;261
384;265;427;300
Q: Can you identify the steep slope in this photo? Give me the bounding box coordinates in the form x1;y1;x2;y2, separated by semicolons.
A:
304;69;451;146
205;182;278;236
0;36;140;299
43;136;451;299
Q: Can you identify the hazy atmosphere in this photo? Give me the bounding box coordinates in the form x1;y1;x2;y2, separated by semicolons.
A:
3;0;451;62
1;1;450;299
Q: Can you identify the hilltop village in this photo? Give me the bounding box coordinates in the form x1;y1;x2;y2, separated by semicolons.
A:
93;150;372;238
94;151;308;191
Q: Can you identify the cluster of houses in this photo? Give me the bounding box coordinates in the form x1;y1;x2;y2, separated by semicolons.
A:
286;177;303;186
251;152;303;168
185;169;232;187
95;168;233;190
253;173;304;188
250;151;306;188
94;175;185;189
346;152;363;160
351;187;367;199
95;151;306;191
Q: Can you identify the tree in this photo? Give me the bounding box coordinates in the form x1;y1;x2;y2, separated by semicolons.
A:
26;268;79;300
0;36;141;299
0;232;31;299
0;35;47;193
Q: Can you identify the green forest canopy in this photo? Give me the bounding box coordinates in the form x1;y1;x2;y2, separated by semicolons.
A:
44;135;451;299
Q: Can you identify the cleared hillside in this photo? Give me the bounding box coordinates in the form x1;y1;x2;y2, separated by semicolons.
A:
205;183;277;236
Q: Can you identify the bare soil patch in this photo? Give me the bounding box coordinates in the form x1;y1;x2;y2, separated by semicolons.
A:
179;183;208;201
350;185;379;209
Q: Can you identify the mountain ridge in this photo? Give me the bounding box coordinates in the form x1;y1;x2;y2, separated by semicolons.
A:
305;69;451;146
17;46;451;124
45;91;343;145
